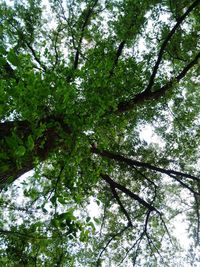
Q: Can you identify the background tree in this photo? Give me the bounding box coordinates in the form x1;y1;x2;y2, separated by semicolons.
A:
0;0;200;266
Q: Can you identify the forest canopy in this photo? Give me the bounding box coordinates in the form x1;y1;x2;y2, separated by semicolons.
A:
0;0;200;266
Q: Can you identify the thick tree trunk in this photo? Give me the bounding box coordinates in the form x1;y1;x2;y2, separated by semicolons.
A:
0;116;71;188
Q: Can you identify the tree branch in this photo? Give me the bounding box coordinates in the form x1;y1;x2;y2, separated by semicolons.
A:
0;59;16;80
116;51;200;113
108;184;133;227
25;42;47;72
119;209;151;264
101;174;157;211
109;40;126;77
96;224;130;267
93;147;200;182
0;116;71;189
73;0;98;70
145;0;200;92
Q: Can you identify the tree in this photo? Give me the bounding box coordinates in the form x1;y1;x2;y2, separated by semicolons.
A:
0;0;200;265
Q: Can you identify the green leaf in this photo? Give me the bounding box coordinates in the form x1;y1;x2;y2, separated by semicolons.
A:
86;216;90;222
59;210;76;221
16;146;26;157
27;135;34;151
58;197;66;205
7;50;19;66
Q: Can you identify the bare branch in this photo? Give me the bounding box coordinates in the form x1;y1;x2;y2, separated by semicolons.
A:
119;209;151;264
169;173;200;195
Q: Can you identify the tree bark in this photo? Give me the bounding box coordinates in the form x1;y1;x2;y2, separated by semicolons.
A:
0;116;71;188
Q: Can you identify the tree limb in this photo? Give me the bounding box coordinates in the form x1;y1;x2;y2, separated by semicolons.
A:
96;224;130;267
117;51;200;113
101;174;157;211
73;0;98;70
145;0;200;92
108;184;133;226
93;147;200;182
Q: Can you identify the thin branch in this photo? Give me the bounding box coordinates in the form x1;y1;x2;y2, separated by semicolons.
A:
169;173;200;195
9;20;47;72
157;212;174;246
175;51;200;82
126;166;158;208
133;166;158;191
73;0;98;70
120;233;143;265
145;232;164;262
52;27;64;70
194;193;200;245
25;42;47;72
143;212;167;264
119;209;151;264
96;224;130;267
47;165;65;201
99;197;110;238
145;0;200;92
109;185;133;227
109;40;126;77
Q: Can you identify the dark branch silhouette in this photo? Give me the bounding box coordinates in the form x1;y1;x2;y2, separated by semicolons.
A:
106;183;133;226
0;116;71;188
101;174;157;211
145;0;200;92
93;147;200;182
73;0;98;70
117;51;200;113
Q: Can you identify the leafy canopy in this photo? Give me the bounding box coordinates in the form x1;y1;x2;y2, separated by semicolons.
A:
0;0;200;266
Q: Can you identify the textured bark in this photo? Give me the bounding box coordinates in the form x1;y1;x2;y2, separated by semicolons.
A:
0;116;71;188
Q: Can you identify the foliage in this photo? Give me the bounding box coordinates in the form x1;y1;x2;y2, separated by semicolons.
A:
0;0;200;266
